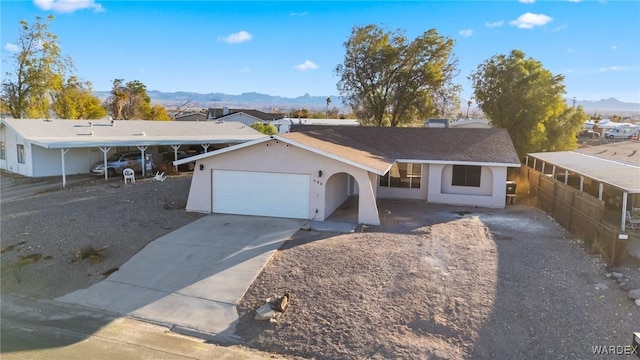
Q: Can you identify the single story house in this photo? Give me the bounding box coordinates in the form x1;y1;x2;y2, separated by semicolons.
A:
174;126;521;225
173;112;207;121
0;118;263;186
206;107;284;126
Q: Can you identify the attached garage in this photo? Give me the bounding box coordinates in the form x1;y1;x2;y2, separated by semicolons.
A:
212;170;310;219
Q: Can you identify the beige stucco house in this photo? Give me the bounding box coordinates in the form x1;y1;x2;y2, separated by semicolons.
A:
175;127;521;225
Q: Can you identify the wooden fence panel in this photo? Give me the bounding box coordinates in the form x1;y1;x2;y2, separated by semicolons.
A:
520;166;626;265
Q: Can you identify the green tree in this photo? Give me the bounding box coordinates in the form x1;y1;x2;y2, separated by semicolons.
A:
250;122;278;135
1;15;72;119
147;104;171;120
335;25;459;127
51;76;106;119
470;50;585;157
105;79;167;120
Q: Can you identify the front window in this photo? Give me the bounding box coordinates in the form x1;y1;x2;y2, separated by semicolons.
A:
452;165;481;187
0;141;5;160
379;162;421;189
17;144;25;164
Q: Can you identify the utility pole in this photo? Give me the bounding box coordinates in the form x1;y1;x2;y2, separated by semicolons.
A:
572;97;576;109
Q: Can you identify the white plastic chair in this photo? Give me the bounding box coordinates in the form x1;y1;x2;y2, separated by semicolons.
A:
123;168;135;184
153;171;166;182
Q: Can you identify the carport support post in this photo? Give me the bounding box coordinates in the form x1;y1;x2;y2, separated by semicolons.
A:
621;192;628;232
564;170;568;185
541;162;545;174
60;148;69;188
137;146;148;177
551;166;556;178
171;145;180;171
579;176;584;192
99;147;111;180
598;183;604;200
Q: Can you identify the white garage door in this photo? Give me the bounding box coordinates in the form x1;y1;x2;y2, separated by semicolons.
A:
212;170;310;219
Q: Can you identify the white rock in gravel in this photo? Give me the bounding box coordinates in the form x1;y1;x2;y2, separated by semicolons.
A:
628;289;640;300
636;299;640;307
611;272;624;279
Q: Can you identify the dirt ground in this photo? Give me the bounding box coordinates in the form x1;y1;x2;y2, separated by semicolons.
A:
1;176;639;359
0;174;204;299
236;200;640;359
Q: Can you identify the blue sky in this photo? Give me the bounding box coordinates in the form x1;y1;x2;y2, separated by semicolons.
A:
1;0;639;103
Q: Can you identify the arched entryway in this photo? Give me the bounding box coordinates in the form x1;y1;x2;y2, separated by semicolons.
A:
324;172;360;223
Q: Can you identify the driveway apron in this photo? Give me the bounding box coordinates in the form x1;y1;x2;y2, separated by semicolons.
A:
57;214;304;341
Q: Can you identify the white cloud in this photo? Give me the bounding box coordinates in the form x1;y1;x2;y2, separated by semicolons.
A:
458;29;473;37
566;48;574;53
485;20;504;28
568;0;582;2
599;66;629;72
138;68;146;74
4;43;20;52
509;12;553;29
239;67;251;73
33;0;104;13
219;31;253;44
519;0;535;3
611;45;618;50
294;60;318;71
289;12;307;16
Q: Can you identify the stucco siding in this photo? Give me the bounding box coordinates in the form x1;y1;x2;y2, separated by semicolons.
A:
186;139;381;224
428;164;507;208
325;172;349;219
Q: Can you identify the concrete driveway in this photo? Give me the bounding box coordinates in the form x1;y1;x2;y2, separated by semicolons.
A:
57;214;304;342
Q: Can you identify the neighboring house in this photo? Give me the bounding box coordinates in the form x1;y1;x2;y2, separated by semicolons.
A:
449;118;492;129
175;126;521;225
0;118;263;185
173;112;207;121
206;107;284;126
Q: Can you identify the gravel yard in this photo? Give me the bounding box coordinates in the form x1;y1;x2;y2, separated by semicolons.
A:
1;175;638;359
237;200;640;359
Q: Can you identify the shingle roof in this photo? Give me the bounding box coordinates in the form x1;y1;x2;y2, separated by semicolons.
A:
1;118;264;149
207;108;284;121
288;126;521;166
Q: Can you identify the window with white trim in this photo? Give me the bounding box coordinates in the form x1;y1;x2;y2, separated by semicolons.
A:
452;165;481;187
17;144;25;164
0;141;5;160
379;163;421;189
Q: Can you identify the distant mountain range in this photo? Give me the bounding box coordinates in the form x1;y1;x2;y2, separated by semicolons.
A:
570;97;640;114
94;90;342;112
95;90;640;115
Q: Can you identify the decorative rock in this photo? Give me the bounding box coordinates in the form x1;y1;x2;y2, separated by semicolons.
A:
255;303;277;321
628;289;640;300
636;299;640;307
620;282;631;291
611;272;624;279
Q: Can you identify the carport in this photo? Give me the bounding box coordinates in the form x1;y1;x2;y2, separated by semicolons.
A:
526;142;640;232
0;118;264;187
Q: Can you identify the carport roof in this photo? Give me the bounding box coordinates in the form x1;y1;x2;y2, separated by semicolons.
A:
528;142;640;193
0;118;264;149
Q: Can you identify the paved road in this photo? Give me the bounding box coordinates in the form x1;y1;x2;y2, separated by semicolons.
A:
0;294;287;359
57;214;304;342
